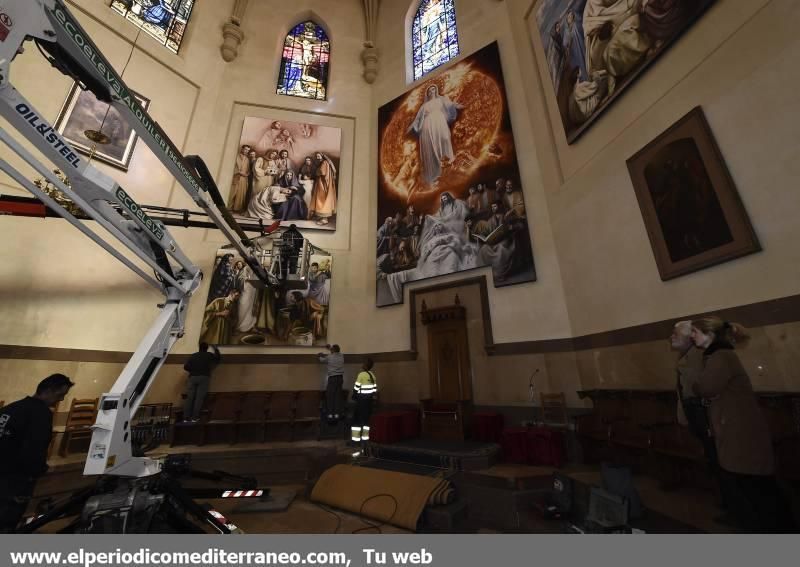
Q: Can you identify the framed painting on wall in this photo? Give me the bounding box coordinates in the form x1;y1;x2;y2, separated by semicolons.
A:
54;82;150;171
376;41;536;307
527;0;716;144
200;233;332;348
226;117;342;232
626;106;761;281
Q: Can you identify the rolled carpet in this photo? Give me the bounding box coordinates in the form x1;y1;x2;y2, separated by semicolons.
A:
310;464;453;531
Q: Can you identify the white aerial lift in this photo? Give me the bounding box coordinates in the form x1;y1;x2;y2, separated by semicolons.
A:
0;0;284;533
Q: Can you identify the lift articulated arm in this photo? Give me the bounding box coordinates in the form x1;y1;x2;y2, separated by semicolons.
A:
0;0;273;286
0;0;276;477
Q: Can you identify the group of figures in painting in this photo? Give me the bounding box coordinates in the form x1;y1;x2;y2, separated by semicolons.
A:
199;234;332;347
227;119;338;229
534;0;715;141
377;177;532;305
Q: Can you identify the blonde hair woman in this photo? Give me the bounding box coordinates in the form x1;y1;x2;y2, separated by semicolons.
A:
691;316;794;532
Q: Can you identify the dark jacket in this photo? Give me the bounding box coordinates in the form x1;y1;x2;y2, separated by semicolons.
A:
184;349;221;377
0;397;54;479
693;343;774;476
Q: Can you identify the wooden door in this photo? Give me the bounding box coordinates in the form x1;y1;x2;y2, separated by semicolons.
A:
427;318;472;402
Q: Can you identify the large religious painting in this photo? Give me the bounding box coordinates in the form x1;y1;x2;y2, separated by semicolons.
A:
528;0;716;144
199;232;332;347
226;117;342;231
376;42;536;307
627;107;760;281
54;82;150;171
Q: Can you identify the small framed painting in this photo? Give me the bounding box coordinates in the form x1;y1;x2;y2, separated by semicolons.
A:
54;82;150;171
627;107;761;281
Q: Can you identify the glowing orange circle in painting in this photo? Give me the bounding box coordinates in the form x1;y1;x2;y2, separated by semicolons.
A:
379;61;504;204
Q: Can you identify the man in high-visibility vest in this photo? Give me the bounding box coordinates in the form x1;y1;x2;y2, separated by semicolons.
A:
351;358;378;453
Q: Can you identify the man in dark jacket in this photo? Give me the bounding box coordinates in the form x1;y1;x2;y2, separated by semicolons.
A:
183;343;222;422
0;373;74;532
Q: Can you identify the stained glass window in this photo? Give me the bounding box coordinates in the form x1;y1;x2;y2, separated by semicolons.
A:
109;0;194;54
276;21;331;101
412;0;459;81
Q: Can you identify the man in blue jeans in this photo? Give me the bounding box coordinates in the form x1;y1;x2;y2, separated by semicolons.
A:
183;343;221;422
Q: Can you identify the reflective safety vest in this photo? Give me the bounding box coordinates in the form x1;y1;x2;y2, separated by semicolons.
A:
354;371;377;397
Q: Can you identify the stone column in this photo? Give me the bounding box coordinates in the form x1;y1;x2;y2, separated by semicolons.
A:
220;0;249;63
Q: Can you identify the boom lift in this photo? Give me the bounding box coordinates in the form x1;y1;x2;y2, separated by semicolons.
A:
0;0;282;532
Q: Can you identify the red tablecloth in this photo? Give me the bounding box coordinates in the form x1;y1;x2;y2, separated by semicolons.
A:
472;412;504;442
368;413;404;443
500;427;529;463
500;426;566;466
526;426;565;467
396;409;420;439
369;410;420;443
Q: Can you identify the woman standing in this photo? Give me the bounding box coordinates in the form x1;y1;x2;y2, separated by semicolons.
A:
691;316;794;532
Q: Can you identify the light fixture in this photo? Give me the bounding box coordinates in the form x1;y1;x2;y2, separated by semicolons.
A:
84;27;142;156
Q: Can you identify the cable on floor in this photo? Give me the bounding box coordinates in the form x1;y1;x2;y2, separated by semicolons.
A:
352;493;399;534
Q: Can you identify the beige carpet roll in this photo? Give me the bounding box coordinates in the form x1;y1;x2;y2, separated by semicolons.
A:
310;465;452;531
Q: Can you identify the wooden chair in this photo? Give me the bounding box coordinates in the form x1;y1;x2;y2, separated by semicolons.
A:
574;391;629;462
131;403;172;453
202;393;240;445
609;393;675;469
47;400;61;458
420;399;472;441
170;396;210;447
651;422;706;489
540;392;569;428
294;390;322;440
266;391;296;441
235;392;270;444
59;398;99;456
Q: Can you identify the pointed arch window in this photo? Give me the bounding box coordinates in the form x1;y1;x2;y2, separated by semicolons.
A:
109;0;195;54
411;0;459;81
277;21;331;101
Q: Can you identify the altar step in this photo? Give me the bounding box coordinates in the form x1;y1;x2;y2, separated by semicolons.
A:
365;439;501;471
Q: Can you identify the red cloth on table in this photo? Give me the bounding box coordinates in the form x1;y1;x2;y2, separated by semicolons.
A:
500;427;529;463
368;410;419;443
526;426;565;467
396;409;420;439
368;413;404;443
472;412;504;442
